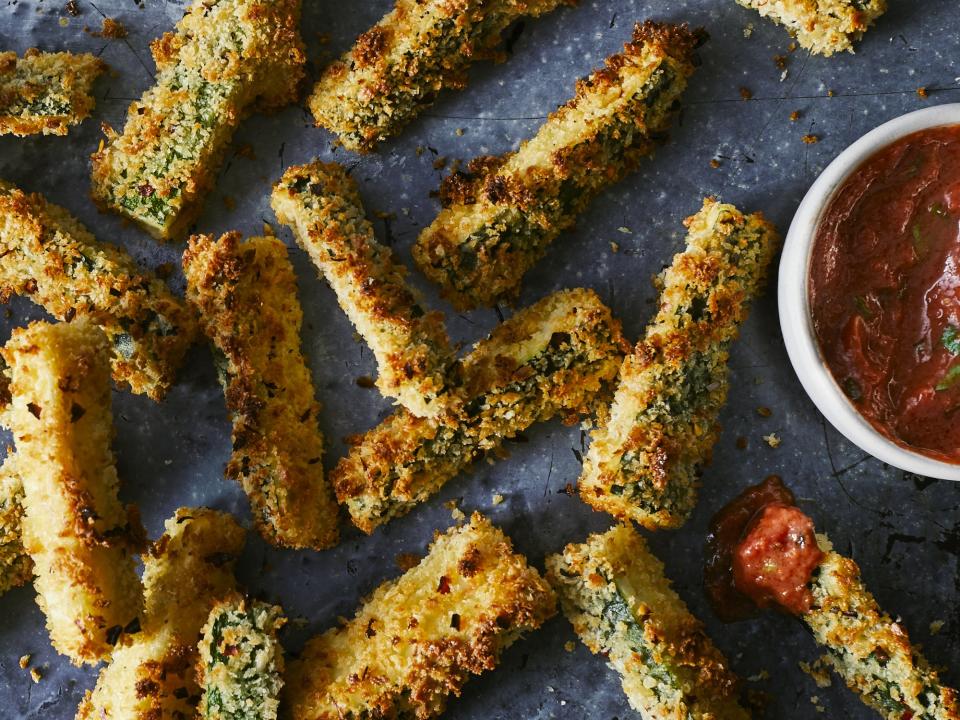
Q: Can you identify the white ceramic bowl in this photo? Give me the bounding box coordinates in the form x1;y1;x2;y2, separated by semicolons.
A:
779;103;960;481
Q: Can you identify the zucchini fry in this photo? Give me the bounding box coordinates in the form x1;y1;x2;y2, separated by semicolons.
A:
90;0;305;240
271;160;454;418
285;512;556;719
0;451;31;596
198;594;286;720
331;288;628;533
2;319;143;665
307;0;574;152
76;507;246;720
546;525;749;720
804;537;959;720
412;21;704;310
735;0;887;56
183;232;339;550
579;199;779;529
0;181;197;400
0;49;104;137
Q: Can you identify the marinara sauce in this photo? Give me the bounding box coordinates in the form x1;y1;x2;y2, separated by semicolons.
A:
705;476;824;621
809;125;960;463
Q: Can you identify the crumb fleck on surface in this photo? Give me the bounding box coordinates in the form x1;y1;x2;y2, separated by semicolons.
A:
92;17;127;38
564;640;576;652
29;667;42;683
917;86;928;99
609;241;620;253
790;110;801;122
739;86;753;101
802;134;819;144
65;0;80;15
756;406;772;418
763;433;781;448
710;158;721;168
491;493;504;505
18;654;30;669
930;619;945;635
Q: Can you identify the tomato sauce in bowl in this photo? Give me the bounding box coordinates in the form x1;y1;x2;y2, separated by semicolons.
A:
809;124;960;463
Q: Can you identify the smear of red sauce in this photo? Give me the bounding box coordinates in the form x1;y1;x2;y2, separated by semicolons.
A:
809;124;960;463
705;476;824;620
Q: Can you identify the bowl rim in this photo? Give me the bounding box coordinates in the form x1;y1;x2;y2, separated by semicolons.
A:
778;103;960;481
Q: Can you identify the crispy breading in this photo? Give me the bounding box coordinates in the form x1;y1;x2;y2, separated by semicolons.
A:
412;21;704;310
198;594;286;720
285;512;556;719
0;49;104;136
2;319;144;665
0;181;197;400
579;199;779;529
90;0;305;240
307;0;575;152
271;160;454;418
547;525;749;720
183;232;339;550
736;0;887;56
331;288;629;533
805;536;959;720
0;451;31;596
76;507;246;720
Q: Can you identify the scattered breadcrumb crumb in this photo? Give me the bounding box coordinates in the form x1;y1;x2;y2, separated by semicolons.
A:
790;110;801;122
788;41;798;52
773;55;787;70
18;654;30;669
802;134;819;144
444;500;466;522
810;696;825;713
746;669;770;682
710;158;721;169
930;620;945;635
491;493;504;506
88;17;126;37
744;23;754;38
617;227;632;234
455;128;465;136
609;241;620;253
756;406;772;418
827;89;835;97
917;86;928;99
564;640;576;652
799;658;833;688
763;433;781;448
739;87;753;101
30;667;42;683
64;0;80;15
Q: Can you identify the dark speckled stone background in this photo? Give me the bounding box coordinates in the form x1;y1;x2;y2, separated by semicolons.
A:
1;1;958;718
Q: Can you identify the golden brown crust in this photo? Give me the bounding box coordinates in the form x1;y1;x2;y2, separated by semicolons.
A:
0;49;104;137
183;232;339;550
0;450;32;596
285;513;556;719
3;319;144;665
0;181;197;400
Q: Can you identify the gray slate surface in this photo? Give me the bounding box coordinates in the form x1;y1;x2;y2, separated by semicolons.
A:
1;1;958;718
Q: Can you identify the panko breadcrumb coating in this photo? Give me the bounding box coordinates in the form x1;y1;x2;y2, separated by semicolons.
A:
285;512;556;719
3;319;144;665
198;594;286;720
547;525;749;719
805;536;959;720
579;199;779;529
0;181;197;400
0;451;31;597
0;49;104;136
76;508;246;720
183;232;339;550
308;0;575;152
332;288;629;533
735;0;887;56
90;0;305;240
413;21;705;310
271;160;454;418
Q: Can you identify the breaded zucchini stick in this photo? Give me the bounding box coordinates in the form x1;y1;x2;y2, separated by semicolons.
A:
735;0;887;56
285;512;556;719
0;451;31;596
804;537;959;720
271;160;454;418
198;594;286;720
77;508;247;720
183;232;339;550
308;0;574;152
0;181;197;400
90;0;305;240
0;49;104;136
412;21;704;310
546;525;748;720
332;288;628;533
3;319;143;665
579;199;779;529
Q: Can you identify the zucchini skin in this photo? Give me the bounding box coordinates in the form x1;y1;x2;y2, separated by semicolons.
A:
76;508;246;720
735;0;887;56
90;0;304;240
579;198;779;529
285;512;556;720
330;288;629;533
804;537;959;720
0;182;197;400
3;320;144;665
271;161;454;419
308;0;574;152
183;232;340;550
412;21;703;310
198;594;286;720
0;50;105;137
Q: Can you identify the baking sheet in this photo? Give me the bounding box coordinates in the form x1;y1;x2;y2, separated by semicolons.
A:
1;1;958;717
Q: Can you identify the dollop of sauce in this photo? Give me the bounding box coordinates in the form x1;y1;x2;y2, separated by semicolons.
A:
809;124;960;463
705;476;824;621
